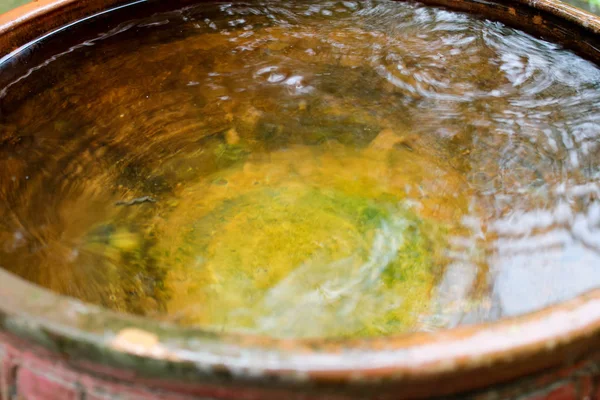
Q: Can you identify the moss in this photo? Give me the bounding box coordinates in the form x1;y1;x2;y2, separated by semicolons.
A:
80;211;169;316
154;143;458;338
214;143;249;167
74;128;466;338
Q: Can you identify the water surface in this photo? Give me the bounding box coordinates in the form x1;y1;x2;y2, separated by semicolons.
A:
1;0;600;338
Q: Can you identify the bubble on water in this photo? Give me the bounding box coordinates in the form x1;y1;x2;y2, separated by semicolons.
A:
343;1;358;10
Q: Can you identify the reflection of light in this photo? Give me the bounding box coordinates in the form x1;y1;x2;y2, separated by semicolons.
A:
489;186;600;317
494;242;600;317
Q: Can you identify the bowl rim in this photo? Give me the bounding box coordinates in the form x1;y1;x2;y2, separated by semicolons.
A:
1;0;600;393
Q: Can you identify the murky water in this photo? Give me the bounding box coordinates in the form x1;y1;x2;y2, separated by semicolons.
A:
1;0;600;338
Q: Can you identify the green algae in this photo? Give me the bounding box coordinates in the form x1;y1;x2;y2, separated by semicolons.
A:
71;129;465;338
163;187;441;338
152;141;459;338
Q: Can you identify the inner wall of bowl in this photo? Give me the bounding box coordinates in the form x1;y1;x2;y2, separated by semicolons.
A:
1;0;600;339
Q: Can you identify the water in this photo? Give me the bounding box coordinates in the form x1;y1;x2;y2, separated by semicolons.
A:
1;0;600;338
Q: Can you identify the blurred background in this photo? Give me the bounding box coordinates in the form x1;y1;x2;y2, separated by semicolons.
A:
0;0;599;15
1;0;28;14
568;0;600;13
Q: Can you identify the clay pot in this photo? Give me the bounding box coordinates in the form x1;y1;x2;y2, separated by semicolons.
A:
1;1;600;399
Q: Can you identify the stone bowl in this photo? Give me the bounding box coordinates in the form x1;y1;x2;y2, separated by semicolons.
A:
1;1;600;399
